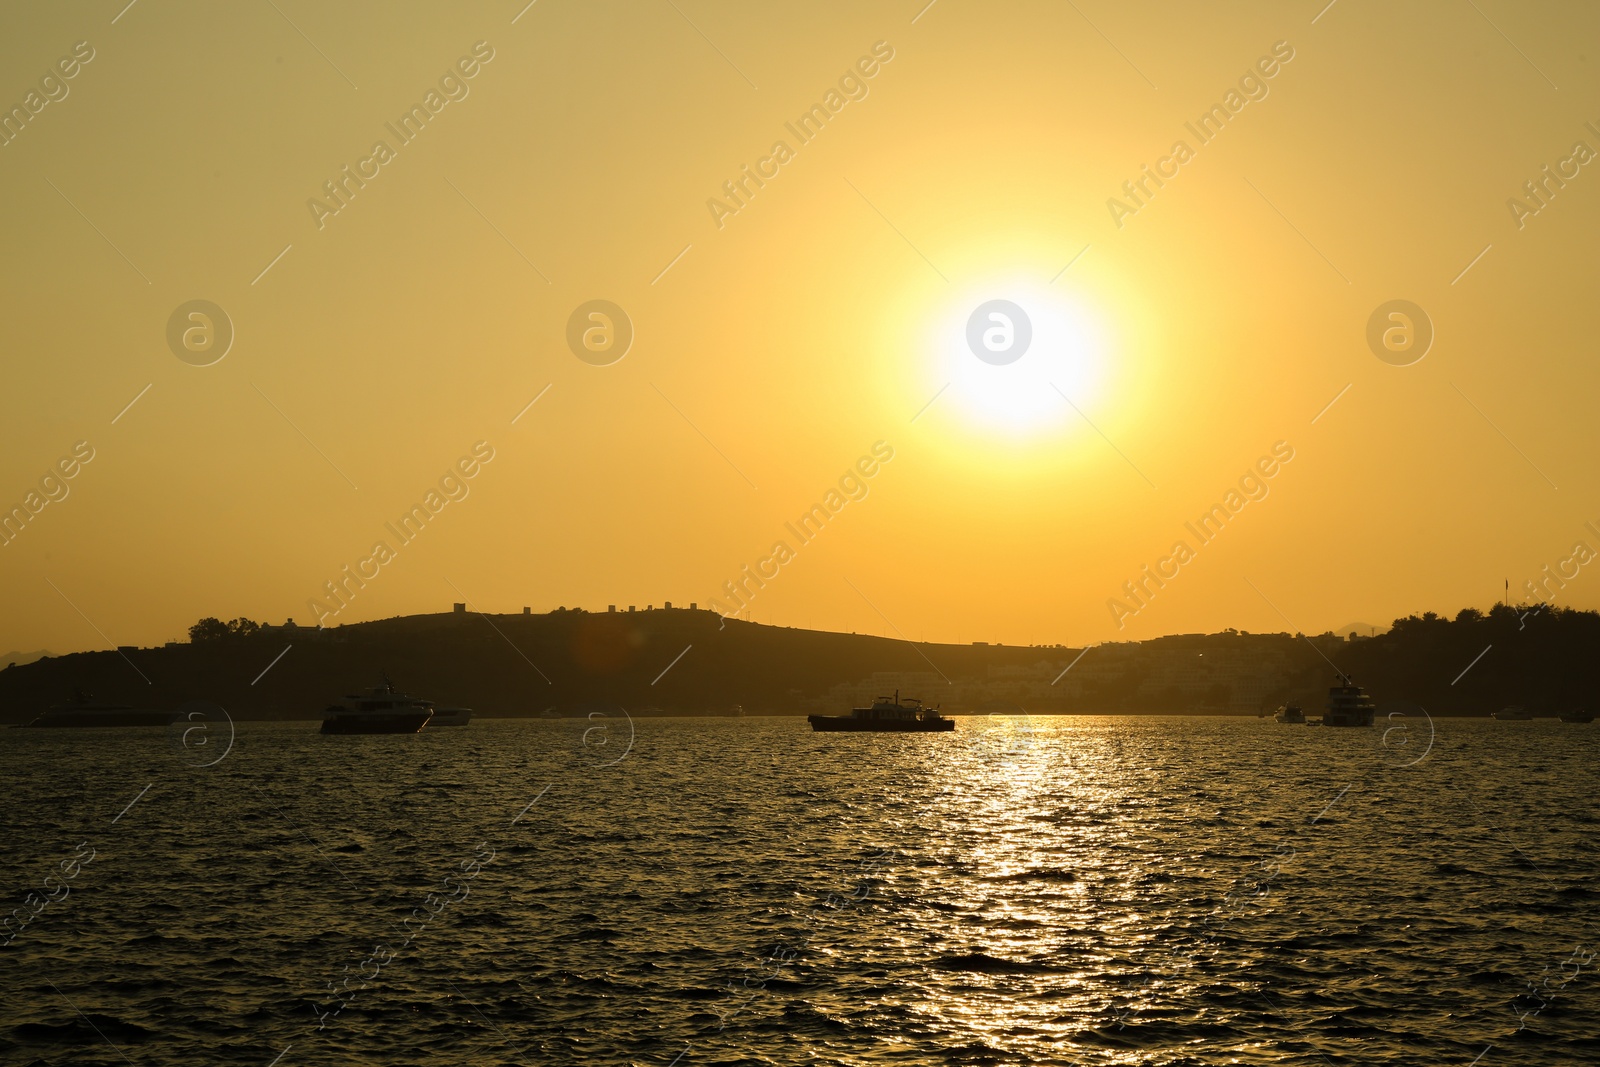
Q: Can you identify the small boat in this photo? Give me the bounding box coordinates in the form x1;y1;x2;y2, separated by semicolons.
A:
1559;710;1594;723
1274;703;1306;724
1493;705;1533;721
321;677;434;734
808;691;954;733
427;707;472;727
15;690;177;728
1324;675;1376;728
540;703;624;720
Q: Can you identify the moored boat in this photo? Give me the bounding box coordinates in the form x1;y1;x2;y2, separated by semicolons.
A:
1493;705;1533;721
1324;675;1376;728
321;677;434;734
1559;710;1594;723
16;691;177;728
427;707;472;727
1274;703;1306;724
808;691;954;733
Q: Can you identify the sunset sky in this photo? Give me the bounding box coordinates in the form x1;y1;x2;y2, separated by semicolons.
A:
3;0;1598;655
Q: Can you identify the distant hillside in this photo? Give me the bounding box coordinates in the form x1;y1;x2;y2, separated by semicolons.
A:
1337;604;1600;715
1334;622;1386;638
0;609;1080;722
1;604;1589;722
0;650;55;669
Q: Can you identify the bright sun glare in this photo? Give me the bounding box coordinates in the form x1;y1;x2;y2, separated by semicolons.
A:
930;280;1108;437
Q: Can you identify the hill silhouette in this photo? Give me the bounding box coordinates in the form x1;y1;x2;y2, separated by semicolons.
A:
1336;603;1598;716
1;649;55;669
0;603;1592;722
0;608;1070;722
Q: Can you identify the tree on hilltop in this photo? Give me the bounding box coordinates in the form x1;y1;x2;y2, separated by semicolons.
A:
188;617;261;642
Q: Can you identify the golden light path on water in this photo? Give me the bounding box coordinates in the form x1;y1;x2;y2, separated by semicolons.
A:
780;715;1594;1065
1;715;1594;1065
900;716;1165;1064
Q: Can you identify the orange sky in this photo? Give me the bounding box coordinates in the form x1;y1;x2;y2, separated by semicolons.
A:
3;1;1598;654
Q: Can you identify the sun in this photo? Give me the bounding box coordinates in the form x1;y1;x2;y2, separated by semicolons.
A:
926;278;1109;437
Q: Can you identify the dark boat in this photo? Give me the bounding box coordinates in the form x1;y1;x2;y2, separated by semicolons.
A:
426;707;472;727
16;691;177;728
808;691;954;733
1559;710;1594;723
321;677;434;735
539;703;624;720
1323;675;1376;728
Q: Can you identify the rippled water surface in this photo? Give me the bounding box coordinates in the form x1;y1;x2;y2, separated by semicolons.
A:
2;715;1597;1066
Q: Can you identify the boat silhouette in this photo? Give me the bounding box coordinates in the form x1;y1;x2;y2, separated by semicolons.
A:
808;691;954;733
16;690;177;728
427;707;473;727
1323;675;1376;727
321;675;434;734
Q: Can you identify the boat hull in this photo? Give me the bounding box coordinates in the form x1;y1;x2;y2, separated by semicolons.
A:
1559;713;1594;723
321;712;433;735
808;715;954;733
20;709;177;728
